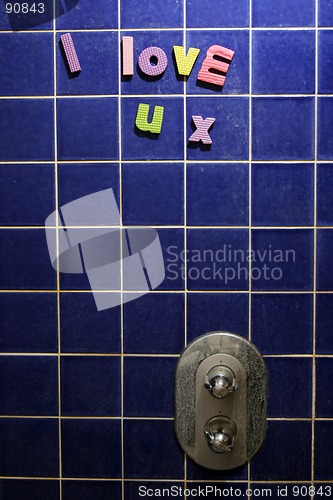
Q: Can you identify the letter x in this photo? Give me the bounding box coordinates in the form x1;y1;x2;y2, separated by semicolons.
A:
188;115;216;145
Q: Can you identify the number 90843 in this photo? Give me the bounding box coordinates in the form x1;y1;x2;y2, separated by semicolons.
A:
5;2;45;14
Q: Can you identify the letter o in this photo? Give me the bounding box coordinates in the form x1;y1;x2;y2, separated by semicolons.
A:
138;46;168;76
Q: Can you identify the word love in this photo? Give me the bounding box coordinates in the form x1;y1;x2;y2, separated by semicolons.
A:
123;38;235;144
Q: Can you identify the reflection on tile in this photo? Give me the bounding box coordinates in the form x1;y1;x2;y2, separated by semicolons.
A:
124;356;177;417
187;293;249;342
252;31;315;94
124;293;184;354
251;229;314;291
252;163;313;226
253;0;315;26
187;0;249;27
124;420;183;478
252;97;314;160
122;163;184;225
61;419;122;478
0;100;54;161
251;293;313;354
187;163;249;226
0;33;53;96
56;0;118;29
61;356;121;416
250;421;312;480
121;0;183;28
57;98;119;161
0;419;59;477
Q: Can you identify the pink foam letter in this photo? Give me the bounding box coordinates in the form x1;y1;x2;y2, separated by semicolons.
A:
197;45;234;87
122;36;134;76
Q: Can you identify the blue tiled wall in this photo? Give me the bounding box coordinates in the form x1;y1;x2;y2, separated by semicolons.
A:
0;0;333;498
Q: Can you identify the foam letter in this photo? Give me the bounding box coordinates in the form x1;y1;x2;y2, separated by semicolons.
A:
122;36;134;76
60;33;81;73
188;116;215;145
173;46;200;76
197;45;234;87
138;46;168;76
135;104;165;134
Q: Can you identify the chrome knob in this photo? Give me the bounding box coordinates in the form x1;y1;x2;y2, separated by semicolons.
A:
204;416;237;453
204;365;237;398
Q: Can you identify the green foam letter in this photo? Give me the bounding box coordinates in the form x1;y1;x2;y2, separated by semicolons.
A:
135;103;165;134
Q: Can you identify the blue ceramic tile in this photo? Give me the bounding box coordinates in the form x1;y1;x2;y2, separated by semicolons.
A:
0;229;57;290
124;356;177;417
319;0;333;26
0;418;59;477
121;97;184;160
0;293;58;353
0;356;58;415
63;481;122;500
0;164;55;226
125;482;184;499
319;31;333;94
56;0;118;29
60;293;121;354
266;357;312;417
57;32;118;96
61;419;121;478
187;97;249;161
252;31;315;94
124;420;183;478
121;31;184;95
0;99;54;161
157;228;185;290
57;98;119;161
251;294;313;354
0;480;59;500
318;97;333;160
187;460;247;480
186;229;249;290
253;0;315;26
61;356;121;416
186;31;249;94
252;163;314;226
124;293;184;354
187;293;249;343
58;163;119;208
121;0;183;28
316;294;333;354
122;163;183;225
315;421;333;480
317;229;333;290
316;358;333;417
252;97;314;161
187;163;249;226
0;34;53;96
317;164;333;226
250;421;312;480
186;483;248;499
187;0;249;27
251;230;314;291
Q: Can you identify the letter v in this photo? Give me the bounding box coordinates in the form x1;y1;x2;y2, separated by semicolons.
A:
173;46;200;77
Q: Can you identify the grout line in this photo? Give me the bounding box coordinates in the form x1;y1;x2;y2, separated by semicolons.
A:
311;0;319;484
248;0;253;494
52;1;62;498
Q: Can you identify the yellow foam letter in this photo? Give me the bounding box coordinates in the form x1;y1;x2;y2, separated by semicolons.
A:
173;46;200;76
